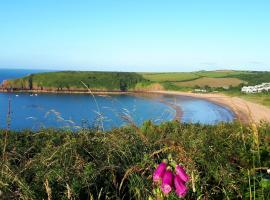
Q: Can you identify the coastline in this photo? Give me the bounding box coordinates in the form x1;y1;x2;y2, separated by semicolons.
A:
0;89;133;95
1;89;269;123
128;92;183;121
151;90;270;124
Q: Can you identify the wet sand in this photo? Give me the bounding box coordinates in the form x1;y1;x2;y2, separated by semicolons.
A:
152;91;270;124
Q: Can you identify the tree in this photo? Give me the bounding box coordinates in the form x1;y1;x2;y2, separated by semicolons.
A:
28;75;33;90
120;80;127;91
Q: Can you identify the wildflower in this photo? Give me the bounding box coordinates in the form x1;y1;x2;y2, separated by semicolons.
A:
174;175;188;198
161;170;173;195
175;165;189;182
153;161;167;183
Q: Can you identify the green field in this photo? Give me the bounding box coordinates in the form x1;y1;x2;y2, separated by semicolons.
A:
140;70;261;90
141;70;251;82
194;70;251;78
172;77;246;88
141;72;200;82
2;70;269;92
225;91;270;108
1;121;270;199
3;71;147;91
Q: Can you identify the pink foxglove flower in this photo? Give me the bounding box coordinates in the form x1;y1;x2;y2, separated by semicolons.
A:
175;165;189;182
174;175;188;198
161;170;173;195
153;162;167;183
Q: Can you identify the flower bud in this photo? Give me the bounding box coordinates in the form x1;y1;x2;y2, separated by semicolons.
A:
174;175;188;198
175;165;189;182
153;161;167;183
161;170;173;195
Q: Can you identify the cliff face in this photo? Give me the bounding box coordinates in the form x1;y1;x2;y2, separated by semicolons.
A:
1;80;9;88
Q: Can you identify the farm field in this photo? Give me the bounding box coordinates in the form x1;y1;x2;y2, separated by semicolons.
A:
141;72;200;82
141;70;250;82
171;77;246;88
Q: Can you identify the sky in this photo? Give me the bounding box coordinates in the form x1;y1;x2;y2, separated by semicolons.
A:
0;0;269;72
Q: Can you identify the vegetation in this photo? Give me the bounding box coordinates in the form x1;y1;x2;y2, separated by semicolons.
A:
1;121;270;199
171;77;245;88
231;71;270;85
1;70;270;108
224;91;270;108
140;72;200;82
2;70;270;93
141;70;269;91
2;71;147;92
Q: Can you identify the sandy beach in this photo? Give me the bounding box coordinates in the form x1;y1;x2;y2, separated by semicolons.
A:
152;91;270;124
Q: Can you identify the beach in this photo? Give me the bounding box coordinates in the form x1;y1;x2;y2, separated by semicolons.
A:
152;91;270;124
1;87;269;124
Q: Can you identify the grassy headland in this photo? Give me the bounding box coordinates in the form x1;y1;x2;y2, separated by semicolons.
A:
1;70;270;109
0;71;149;92
1;70;270;92
1;121;270;199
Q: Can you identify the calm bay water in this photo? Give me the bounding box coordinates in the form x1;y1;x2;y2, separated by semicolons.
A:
0;69;234;130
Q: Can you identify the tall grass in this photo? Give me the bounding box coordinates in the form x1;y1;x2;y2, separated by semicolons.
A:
1;121;270;199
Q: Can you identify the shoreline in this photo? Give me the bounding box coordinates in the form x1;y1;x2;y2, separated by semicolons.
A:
151;90;270;124
128;92;183;121
0;89;133;95
1;89;269;123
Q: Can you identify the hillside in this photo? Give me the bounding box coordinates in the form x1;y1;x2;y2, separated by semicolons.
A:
1;70;270;93
1;122;270;199
141;70;270;89
1;71;148;92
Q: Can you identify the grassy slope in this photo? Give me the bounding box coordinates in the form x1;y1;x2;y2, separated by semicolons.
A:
224;90;270;108
141;70;251;89
5;71;148;91
1;121;270;199
4;70;269;92
172;77;246;87
141;70;250;82
141;71;270;108
140;72;200;82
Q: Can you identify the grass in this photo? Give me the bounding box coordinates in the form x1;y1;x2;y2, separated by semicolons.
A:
4;71;147;92
194;70;251;78
241;94;270;108
172;77;246;88
1;121;270;199
140;70;250;83
225;91;270;108
2;70;270;93
140;72;200;82
231;71;270;85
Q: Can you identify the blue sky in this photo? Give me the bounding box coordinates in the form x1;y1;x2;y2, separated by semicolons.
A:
0;0;269;72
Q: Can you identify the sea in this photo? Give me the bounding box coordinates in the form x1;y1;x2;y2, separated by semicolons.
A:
0;68;234;130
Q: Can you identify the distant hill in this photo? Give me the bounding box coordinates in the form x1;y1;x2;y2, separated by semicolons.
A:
141;70;270;91
1;70;270;92
1;71;148;92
